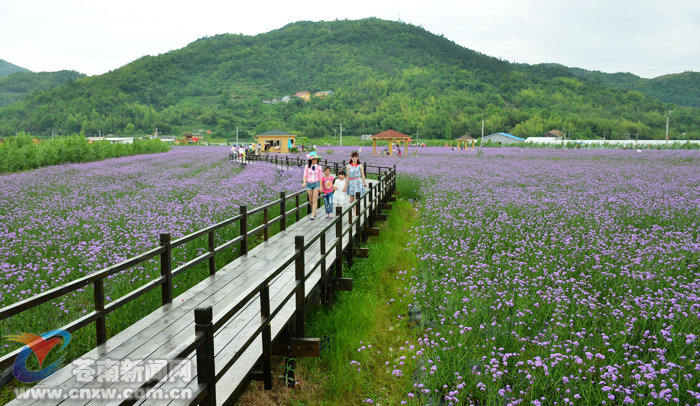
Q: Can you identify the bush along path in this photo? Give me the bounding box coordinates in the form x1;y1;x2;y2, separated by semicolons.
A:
236;199;420;406
0;133;170;173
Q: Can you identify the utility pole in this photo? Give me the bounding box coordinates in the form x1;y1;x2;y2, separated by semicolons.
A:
340;124;343;147
481;120;484;146
52;131;54;139
236;126;239;144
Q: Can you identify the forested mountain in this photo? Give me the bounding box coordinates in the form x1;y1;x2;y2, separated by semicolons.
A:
0;70;86;107
0;59;30;77
539;63;700;109
619;72;700;109
1;19;698;140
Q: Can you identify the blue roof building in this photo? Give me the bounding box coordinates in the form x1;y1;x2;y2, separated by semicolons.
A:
483;132;525;144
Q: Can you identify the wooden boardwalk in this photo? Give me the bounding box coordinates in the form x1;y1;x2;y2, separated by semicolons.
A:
5;158;397;406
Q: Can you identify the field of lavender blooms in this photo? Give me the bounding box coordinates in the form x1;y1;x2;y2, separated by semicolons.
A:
2;145;700;404
329;147;700;405
0;147;301;358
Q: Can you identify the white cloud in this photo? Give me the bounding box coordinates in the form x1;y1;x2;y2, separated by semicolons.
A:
1;0;699;77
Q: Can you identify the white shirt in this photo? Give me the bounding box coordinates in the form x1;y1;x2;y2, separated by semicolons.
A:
239;147;245;154
333;178;348;205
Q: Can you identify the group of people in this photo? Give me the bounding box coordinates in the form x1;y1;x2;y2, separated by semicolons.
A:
302;151;367;221
229;143;260;159
230;142;284;160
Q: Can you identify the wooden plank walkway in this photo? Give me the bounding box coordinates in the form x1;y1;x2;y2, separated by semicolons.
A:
8;157;396;406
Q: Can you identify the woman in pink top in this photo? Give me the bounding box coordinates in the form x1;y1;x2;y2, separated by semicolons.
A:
302;152;323;220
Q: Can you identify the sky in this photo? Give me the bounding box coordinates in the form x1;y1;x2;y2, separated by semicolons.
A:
1;0;699;79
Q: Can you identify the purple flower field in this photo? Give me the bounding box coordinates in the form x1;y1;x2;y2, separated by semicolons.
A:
322;146;700;405
1;147;300;355
2;145;700;404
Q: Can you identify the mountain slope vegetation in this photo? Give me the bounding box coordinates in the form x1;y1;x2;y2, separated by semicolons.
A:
0;70;86;107
0;59;31;77
0;19;698;140
541;63;700;109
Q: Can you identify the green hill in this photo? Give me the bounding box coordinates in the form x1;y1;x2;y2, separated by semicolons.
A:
1;19;698;140
541;64;700;108
0;70;86;107
626;72;700;108
0;59;31;77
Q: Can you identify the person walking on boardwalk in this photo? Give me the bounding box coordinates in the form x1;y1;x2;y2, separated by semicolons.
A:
344;151;367;217
302;152;323;220
334;169;348;208
321;167;336;219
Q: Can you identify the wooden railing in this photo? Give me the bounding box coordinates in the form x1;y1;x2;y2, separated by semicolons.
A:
0;155;397;406
172;162;397;406
239;153;393;180
0;183;331;370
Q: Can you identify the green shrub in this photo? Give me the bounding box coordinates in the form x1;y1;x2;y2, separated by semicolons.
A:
0;133;170;173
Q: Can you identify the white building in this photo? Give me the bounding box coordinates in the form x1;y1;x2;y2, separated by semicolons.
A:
105;137;134;144
483;133;525;145
524;137;700;148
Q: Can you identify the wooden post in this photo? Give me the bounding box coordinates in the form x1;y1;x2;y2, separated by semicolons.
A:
208;231;215;276
320;233;327;306
260;284;272;390
335;206;343;279
280;192;287;231
294;236;305;337
240;206;248;255
160;233;173;305
362;191;369;243
355;192;362;244
195;307;216;406
347;209;354;268
263;208;269;241
405;139;408;155
368;183;374;228
373;138;376;155
334;162;338;174
295;194;300;221
94;279;106;346
389;140;393;155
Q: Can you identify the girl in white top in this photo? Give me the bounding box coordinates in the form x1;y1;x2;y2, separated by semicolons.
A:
333;170;348;208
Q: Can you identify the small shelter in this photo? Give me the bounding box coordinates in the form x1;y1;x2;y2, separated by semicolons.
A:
456;134;476;150
370;129;411;156
256;129;297;153
543;130;564;140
